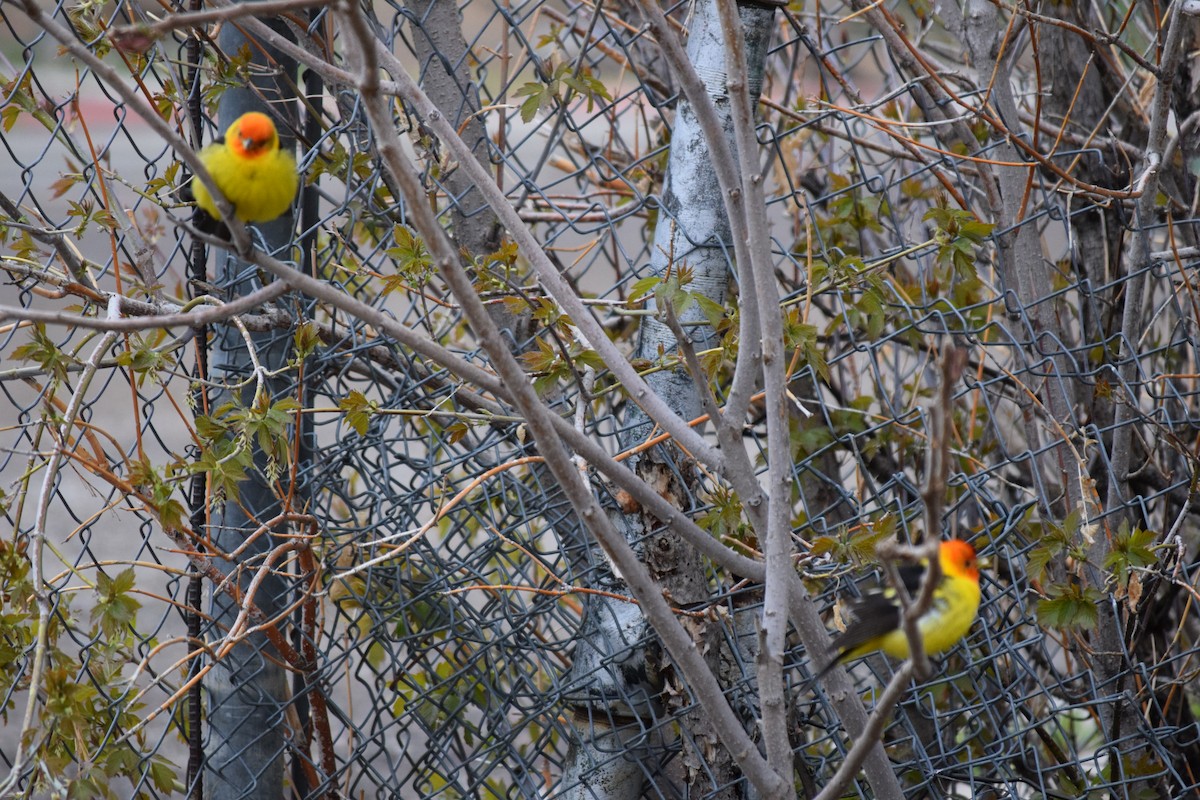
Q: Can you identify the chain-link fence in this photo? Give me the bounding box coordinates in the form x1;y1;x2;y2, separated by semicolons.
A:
2;0;1199;798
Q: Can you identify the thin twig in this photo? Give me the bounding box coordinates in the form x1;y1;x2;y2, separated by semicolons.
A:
661;302;723;429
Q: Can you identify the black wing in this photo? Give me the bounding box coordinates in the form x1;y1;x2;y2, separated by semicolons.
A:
190;208;228;238
830;560;933;653
816;560;936;679
828;593;902;655
897;561;925;596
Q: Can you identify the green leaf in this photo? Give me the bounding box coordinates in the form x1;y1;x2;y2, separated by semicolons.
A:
0;71;40;132
654;274;692;316
1026;544;1056;583
562;65;612;112
444;421;470;445
530;297;561;326
1025;510;1080;582
115;331;176;387
388;225;432;281
227;396;300;464
293;322;323;360
519;338;558;373
0;102;19;132
148;758;178;793
697;487;750;546
960;219;995;241
91;568;141;639
1037;582;1101;630
693;295;726;328
11;323;77;383
194;413;229;443
924;200;994;277
187;439;250;501
513;81;550;123
575;349;605;371
339;390;378;436
784;320;829;383
810;536;839;558
512;80;544;99
1103;524;1158;573
628;275;661;301
129;458;188;531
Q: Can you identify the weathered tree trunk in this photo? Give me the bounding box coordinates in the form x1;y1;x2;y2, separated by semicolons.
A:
559;1;778;796
402;0;501;260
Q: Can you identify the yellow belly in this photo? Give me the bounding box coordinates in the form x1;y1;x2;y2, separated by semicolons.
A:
193;144;298;223
874;577;981;659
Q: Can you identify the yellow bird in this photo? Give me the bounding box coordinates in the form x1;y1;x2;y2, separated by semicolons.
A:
818;539;982;678
190;111;298;227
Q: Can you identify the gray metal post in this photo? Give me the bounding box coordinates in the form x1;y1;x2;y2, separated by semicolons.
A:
203;11;299;800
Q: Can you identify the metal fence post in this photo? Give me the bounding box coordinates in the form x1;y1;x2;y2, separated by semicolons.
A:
203;10;300;800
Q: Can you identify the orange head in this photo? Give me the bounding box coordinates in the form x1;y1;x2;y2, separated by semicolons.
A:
939;539;980;582
226;112;279;159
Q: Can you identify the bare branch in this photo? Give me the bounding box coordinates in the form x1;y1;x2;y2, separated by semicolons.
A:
0;281;291;332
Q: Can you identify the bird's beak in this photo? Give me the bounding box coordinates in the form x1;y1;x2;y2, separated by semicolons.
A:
241;136;259;152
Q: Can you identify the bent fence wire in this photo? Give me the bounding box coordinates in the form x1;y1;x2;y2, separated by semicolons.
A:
1;0;1199;798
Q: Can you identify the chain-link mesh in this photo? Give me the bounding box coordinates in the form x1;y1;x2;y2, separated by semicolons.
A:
2;0;1198;798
